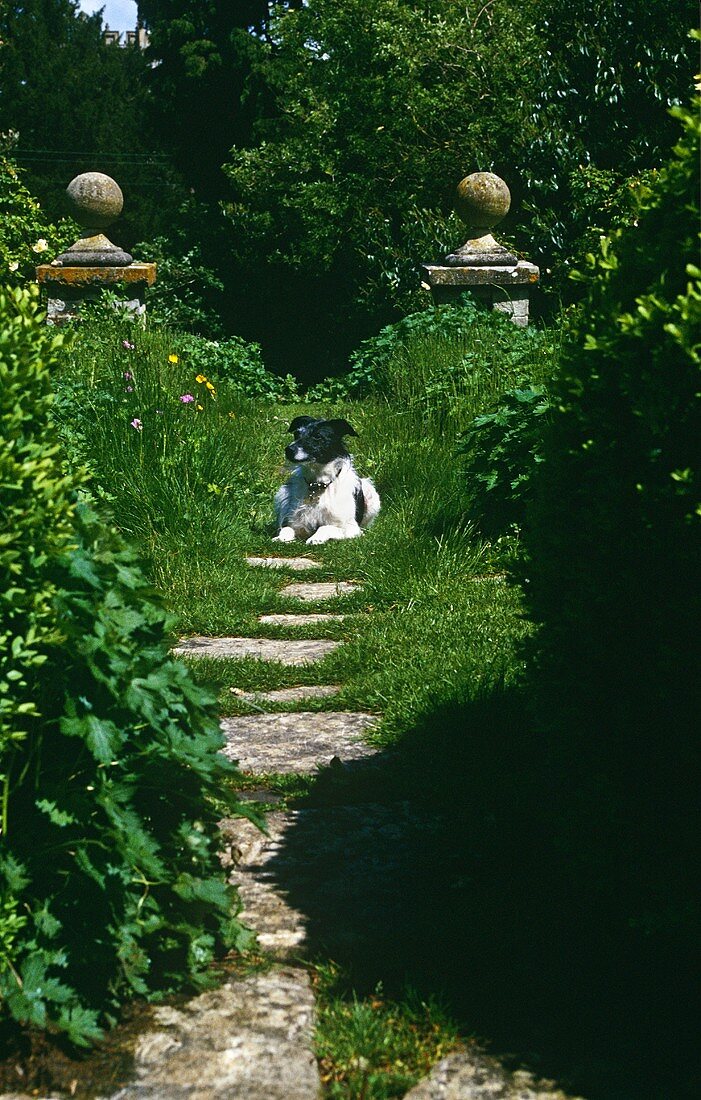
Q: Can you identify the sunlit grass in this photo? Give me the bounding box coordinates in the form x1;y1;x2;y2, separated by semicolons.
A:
314;964;462;1100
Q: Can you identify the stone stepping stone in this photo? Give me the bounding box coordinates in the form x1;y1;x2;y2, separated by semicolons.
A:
245;555;321;571
280;580;361;602
220;711;378;773
403;1049;583;1099
258;612;346;626
174;636;339;665
231;685;342;704
109;966;320;1100
220;804;438;959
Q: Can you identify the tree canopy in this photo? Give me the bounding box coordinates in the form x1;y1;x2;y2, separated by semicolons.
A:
137;0;300;193
0;0;695;373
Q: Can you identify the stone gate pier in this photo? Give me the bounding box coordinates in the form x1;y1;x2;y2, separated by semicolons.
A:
36;171;156;322
421;171;539;326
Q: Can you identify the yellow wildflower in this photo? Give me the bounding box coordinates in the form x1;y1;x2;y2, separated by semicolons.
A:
205;381;216;393
168;353;178;364
196;403;204;411
195;373;207;383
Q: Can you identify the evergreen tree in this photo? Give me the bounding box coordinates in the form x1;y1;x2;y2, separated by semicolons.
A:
0;0;178;246
137;0;296;196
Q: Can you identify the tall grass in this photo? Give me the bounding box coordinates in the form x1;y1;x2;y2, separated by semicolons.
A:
53;308;558;637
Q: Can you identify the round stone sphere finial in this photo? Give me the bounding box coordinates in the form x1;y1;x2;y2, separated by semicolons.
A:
444;170;516;267
66;172;124;230
455;172;511;230
55;171;132;266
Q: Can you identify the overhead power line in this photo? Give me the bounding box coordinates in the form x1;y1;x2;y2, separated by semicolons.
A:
13;149;171;161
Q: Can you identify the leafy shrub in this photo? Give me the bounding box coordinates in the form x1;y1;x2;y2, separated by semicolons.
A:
342;298;486;395
309;299;559;411
459;386;552;537
133;233;226;336
520;100;701;933
0;140;73;284
0;287;249;1045
520;4;696;301
175;331;298;401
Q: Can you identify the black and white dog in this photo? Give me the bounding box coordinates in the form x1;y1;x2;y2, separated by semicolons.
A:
274;417;380;545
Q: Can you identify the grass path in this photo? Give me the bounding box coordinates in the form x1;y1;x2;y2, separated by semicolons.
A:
53;328;607;1097
46;312;684;1099
170;527;578;1099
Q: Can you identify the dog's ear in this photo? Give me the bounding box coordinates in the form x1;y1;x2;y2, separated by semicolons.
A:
287;416;316;434
326;418;357;438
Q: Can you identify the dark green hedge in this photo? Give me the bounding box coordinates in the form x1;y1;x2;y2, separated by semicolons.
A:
0;287;249;1045
520;99;700;933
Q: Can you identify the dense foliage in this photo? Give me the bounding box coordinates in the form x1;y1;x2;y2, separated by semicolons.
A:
458;386;552;538
308;298;558;403
521;0;695;283
0;143;73;284
217;0;695;374
519;99;700;933
137;0;279;194
220;0;541;374
1;0;694;377
0;288;248;1045
0;0;192;248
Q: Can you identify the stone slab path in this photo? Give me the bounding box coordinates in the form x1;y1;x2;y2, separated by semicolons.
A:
280;580;361;601
245;555;321;571
258;613;346;626
220;804;437;960
174;635;339;665
2;551;582;1099
0;968;320;1100
220;711;378;773
109;967;320;1100
231;685;342;704
402;1051;583;1099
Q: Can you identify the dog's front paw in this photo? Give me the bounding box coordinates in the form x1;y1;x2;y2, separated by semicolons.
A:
273;526;296;543
306;525;344;545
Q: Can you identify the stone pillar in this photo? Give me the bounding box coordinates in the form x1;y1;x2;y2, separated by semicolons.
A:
420;172;539;327
36;172;156;322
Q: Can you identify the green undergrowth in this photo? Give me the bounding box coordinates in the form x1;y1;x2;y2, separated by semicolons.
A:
45;294;694;1097
313;963;462;1100
0;288;252;1049
47;304;544;1090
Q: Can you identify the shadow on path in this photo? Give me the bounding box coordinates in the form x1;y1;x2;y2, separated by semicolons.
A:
262;687;697;1100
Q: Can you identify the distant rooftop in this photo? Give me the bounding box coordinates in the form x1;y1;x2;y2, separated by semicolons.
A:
103;26;150;49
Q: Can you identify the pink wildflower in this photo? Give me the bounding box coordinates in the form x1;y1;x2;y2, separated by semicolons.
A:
123;370;133;381
179;393;195;404
130;418;143;431
123;340;135;350
125;386;134;393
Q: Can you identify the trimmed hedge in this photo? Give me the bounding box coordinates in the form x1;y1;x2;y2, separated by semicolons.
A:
0;287;249;1045
520;100;700;932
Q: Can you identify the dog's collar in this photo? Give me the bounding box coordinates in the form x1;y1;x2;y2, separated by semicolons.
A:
306;480;327;496
304;459;345;497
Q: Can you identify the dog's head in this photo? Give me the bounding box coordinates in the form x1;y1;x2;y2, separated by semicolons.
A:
284;417;357;465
